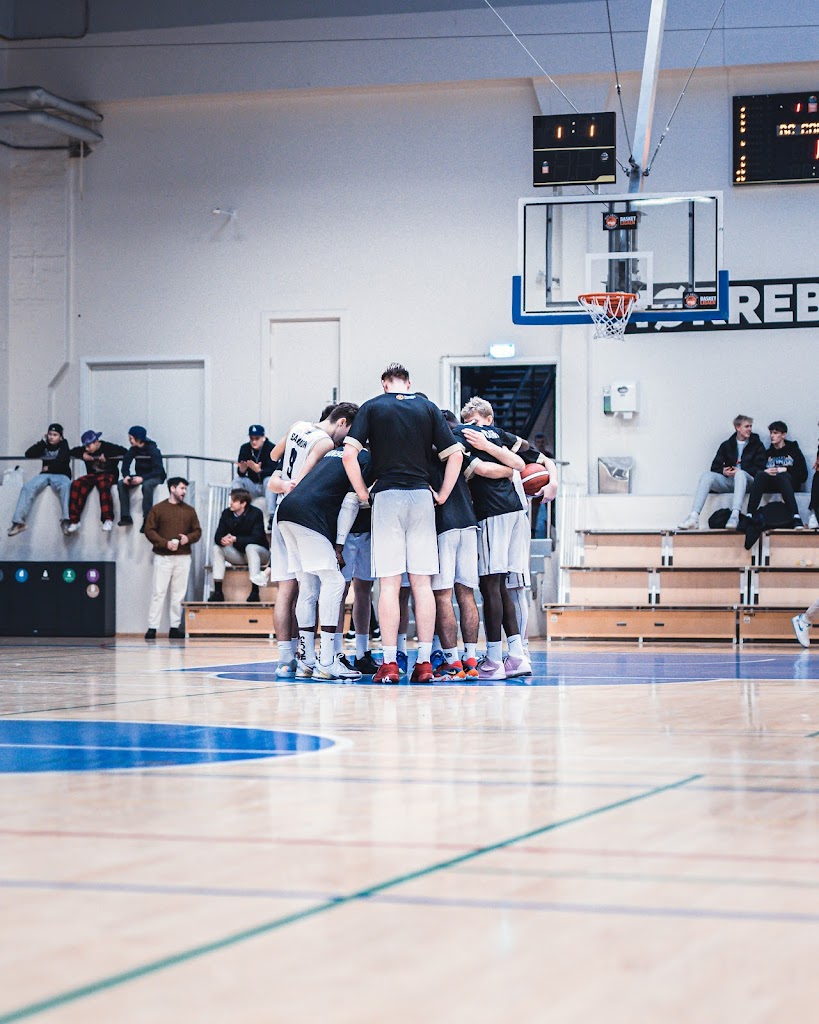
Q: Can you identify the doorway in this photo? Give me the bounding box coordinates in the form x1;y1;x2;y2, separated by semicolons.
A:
268;318;340;442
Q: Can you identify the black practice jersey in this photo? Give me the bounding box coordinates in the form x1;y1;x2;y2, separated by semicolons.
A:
277;449;374;543
345;392;462;494
455;423;523;521
430;458;477;534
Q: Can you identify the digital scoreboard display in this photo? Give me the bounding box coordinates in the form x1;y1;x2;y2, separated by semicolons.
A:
733;92;819;185
533;112;616;187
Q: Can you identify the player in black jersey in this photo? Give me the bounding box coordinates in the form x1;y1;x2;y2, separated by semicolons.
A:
343;363;463;683
458;397;529;681
277;447;374;679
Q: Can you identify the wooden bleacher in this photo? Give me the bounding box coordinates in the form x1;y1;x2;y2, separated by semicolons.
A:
184;565;278;637
547;527;819;643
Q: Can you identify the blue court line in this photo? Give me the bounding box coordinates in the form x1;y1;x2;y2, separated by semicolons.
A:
0;773;699;1023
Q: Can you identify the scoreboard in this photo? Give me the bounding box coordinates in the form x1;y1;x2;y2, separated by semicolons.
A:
533;112;617;187
0;561;115;636
733;92;819;185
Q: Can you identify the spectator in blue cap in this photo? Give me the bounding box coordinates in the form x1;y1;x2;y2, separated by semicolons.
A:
118;425;167;530
231;424;277;516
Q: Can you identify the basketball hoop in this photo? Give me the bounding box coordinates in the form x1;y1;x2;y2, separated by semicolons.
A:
577;292;638;340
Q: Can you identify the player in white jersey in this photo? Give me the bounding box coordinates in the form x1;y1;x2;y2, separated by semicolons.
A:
267;403;359;677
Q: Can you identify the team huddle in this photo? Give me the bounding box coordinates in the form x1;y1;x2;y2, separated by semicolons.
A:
216;362;557;682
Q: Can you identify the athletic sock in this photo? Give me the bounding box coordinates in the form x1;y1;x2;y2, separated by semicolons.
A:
298;629;316;665
397;633;408;654
444;647;459;664
278;639;295;663
487;640;503;663
507;634;524;658
355;633;369;659
417;642;432;663
383;645;398;664
464;642;478;662
319;631;335;666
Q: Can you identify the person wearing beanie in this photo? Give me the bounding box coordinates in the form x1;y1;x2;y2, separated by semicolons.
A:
66;430;128;532
117;425;167;529
7;424;73;537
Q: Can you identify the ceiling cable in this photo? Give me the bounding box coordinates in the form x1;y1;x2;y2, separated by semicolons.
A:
605;0;634;169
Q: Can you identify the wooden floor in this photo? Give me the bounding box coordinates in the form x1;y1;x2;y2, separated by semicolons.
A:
2;636;819;1023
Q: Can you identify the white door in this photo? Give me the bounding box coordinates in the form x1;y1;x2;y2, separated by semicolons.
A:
85;361;206;478
269;319;340;442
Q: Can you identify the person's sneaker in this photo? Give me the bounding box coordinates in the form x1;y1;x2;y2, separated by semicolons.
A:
677;513;700;530
168;626;185;639
792;614;811;648
338;654;358;673
410;660;434;683
462;657;480;679
477;657;506;680
809;513;819;530
207;591;225;602
430;649;446;671
249;570;270;587
503;653;532;678
313;656;362;680
373;661;400;683
793;516;805;530
396;651;408;675
354;651;381;674
295;659;314;678
7;522;25;537
433;660;466;680
343;628;356;641
372;625;381;641
275;658;297;679
61;520;72;536
144;628;157;641
726;510;740;530
102;520;114;532
66;522;80;533
118;516;133;527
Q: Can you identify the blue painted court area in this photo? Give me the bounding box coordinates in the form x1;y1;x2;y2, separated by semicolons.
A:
184;649;819;686
0;720;334;773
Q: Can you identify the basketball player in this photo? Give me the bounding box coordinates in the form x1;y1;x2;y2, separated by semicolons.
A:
277;446;373;679
458;398;527;680
267;403;358;678
342;363;463;684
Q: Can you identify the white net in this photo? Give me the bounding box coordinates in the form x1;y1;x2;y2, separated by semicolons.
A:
577;292;638;340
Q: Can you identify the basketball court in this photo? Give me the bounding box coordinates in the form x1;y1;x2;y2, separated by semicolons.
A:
2;637;819;1022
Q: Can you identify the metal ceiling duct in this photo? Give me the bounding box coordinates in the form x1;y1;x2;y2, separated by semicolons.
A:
0;86;102;150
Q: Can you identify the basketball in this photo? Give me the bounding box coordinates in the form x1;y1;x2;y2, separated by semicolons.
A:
521;462;550;496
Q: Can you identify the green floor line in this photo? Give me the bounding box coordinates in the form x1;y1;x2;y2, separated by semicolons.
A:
0;773;700;1023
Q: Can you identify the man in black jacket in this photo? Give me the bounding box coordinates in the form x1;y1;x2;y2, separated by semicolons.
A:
117;425;166;528
747;421;808;527
678;415;767;531
231;425;277;518
67;430;127;533
8;424;72;536
207;489;270;603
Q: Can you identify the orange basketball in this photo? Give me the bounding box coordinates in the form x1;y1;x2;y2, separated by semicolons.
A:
521;463;550;496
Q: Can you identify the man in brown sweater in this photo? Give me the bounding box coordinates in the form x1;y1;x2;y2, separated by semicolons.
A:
143;477;202;640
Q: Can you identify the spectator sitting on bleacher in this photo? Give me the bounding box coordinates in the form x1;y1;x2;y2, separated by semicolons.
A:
117;425;166;530
66;430;128;533
7;424;72;537
678;415;767;531
207;488;270;604
231;425;276;516
807;423;819;531
746;421;807;529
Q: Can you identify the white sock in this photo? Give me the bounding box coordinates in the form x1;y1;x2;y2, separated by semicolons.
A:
319;631;335;666
417;642;432;663
355;633;369;659
397;633;408;654
383;645;397;664
298;629;316;665
508;634;524;658
465;642;478;662
487;640;503;663
444;647;459;664
278;639;295;663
